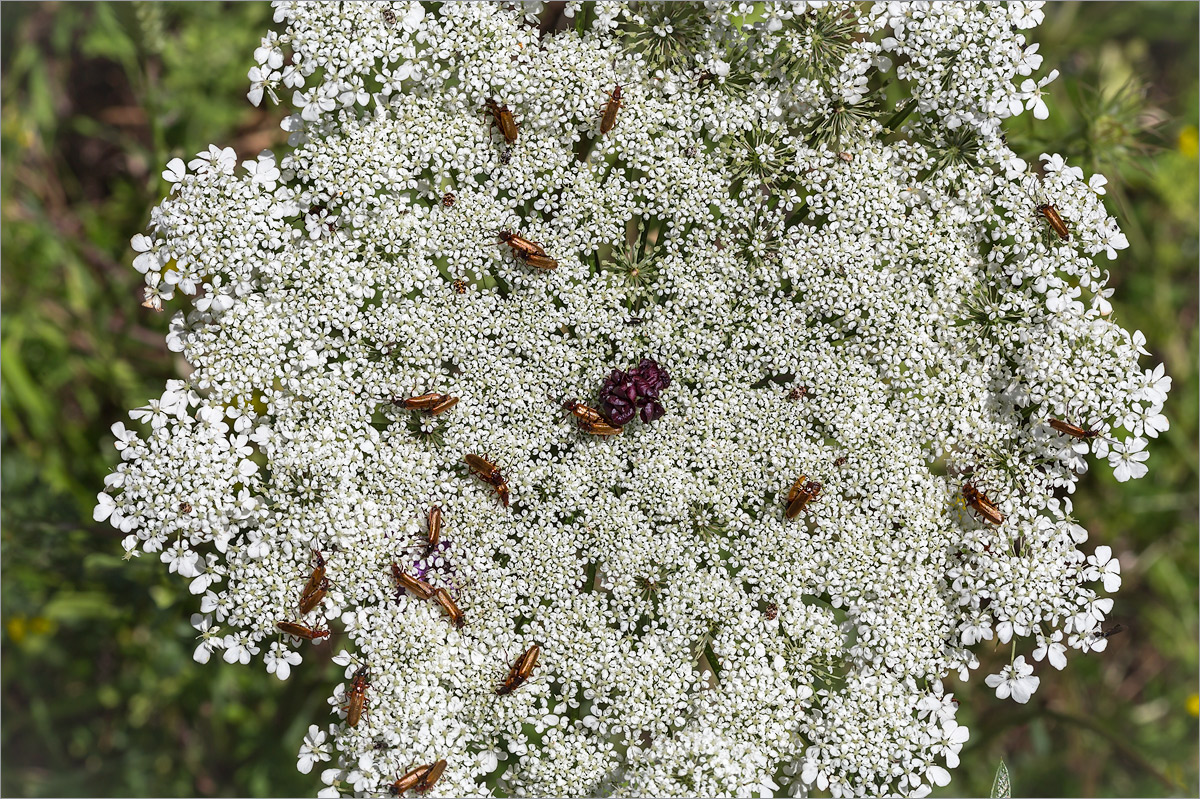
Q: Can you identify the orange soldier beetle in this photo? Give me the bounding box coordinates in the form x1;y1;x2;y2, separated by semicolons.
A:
600;84;623;135
784;475;822;520
391;564;435;601
275;620;331;642
498;230;557;270
562;399;623;436
1048;418;1101;439
485;99;518;144
433;587;465;629
465;454;510;507
1036;204;1070;240
962;483;1004;525
497;644;541;695
344;665;370;728
298;549;330;616
389;759;447;795
425;505;443;553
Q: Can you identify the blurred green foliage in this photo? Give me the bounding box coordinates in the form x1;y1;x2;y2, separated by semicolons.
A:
1;2;1195;796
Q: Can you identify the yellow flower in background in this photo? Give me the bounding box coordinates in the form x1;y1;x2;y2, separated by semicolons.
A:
6;615;55;645
1187;692;1199;718
7;616;27;644
1178;125;1198;159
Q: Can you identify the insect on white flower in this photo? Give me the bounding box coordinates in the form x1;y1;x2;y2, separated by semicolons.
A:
98;2;1169;795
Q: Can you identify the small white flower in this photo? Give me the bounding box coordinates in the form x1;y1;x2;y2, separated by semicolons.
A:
1109;437;1150;482
298;725;331;774
984;656;1041;703
161;157;187;185
267;642;303;681
1021;70;1059;120
1032;630;1068;670
1087;545;1123;593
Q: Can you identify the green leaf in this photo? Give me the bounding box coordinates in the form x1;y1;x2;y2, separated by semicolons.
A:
991;759;1012;799
42;590;120;622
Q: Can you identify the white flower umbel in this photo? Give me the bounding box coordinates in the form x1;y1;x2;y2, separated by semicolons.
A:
99;2;1170;796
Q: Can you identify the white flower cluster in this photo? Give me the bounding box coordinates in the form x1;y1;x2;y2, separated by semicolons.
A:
98;2;1170;796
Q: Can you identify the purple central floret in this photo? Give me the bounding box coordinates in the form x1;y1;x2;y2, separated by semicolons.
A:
599;358;671;425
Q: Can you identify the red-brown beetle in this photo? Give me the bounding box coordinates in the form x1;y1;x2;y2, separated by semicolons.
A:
399;393;443;410
433;587;465;629
297;549;330;615
962;484;1004;525
1048;418;1101;439
784;475;822;520
485;98;518;144
562;399;623;436
1037;203;1070;240
498;230;558;270
600;84;623;135
465;454;510;507
344;665;370;728
425;505;442;553
389;759;447;795
275;620;331;641
391;564;435;601
497;644;540;695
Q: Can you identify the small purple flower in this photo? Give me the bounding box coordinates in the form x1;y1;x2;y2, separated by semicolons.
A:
599;358;671;426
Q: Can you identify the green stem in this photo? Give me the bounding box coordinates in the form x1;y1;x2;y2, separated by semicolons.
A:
1041;708;1179;791
882;97;918;141
702;640;721;682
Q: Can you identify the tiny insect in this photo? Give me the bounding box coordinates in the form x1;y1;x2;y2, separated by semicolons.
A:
1036;203;1070;240
141;286;163;312
391;564;435;601
426;505;442;553
344;665;370;728
441;192;456;208
1048;418;1101;439
275;620;331;641
833;457;847;467
298;549;330;615
600;84;623;135
465;453;510;507
499;147;513;165
961;483;1004;525
837;151;854;163
452;279;468;294
1095;623;1125;639
485;98;518;144
381;7;396;27
784;475;822;520
787;386;808;401
179;501;192;514
433;587;465;629
389;760;447;796
683;144;697;159
497;644;540;695
624;316;645;325
562;399;623;436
